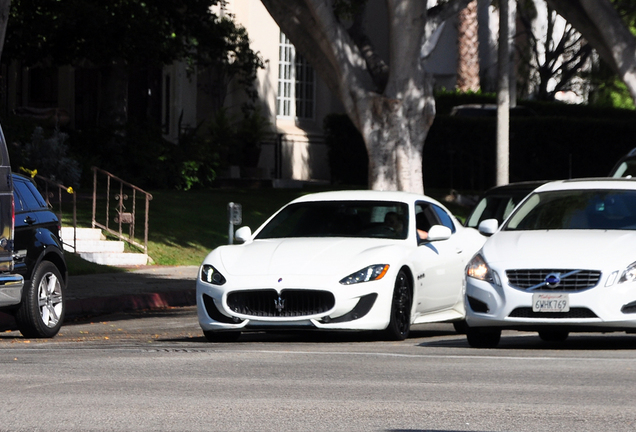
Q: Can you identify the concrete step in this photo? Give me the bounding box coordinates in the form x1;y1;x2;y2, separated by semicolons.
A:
62;226;149;266
61;227;104;241
64;240;125;253
78;252;149;266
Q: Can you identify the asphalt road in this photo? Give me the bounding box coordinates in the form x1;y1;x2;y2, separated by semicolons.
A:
1;307;636;432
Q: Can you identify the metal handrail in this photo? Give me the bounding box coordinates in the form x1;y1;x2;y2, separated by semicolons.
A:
91;166;153;255
32;174;77;253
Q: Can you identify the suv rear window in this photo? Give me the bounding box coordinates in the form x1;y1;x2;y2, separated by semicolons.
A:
14;180;47;212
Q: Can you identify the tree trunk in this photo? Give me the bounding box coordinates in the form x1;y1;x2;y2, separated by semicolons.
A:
457;0;480;92
360;84;434;194
260;0;470;193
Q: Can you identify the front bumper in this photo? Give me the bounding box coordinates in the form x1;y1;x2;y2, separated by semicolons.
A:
196;276;394;333
0;273;24;308
465;275;636;331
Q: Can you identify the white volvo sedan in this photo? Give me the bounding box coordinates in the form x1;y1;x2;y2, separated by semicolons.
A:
197;190;485;341
465;178;636;348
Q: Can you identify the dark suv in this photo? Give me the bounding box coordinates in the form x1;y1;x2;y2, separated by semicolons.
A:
0;127;67;338
12;173;67;337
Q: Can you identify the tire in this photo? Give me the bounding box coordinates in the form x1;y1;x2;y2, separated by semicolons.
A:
15;261;65;338
383;269;412;341
453;320;469;334
466;328;501;348
203;330;241;342
538;329;569;342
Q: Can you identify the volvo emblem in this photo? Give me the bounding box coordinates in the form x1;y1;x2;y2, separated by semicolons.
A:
545;273;561;287
274;296;285;312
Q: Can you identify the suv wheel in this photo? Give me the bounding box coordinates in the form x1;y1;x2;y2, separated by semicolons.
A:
15;261;65;338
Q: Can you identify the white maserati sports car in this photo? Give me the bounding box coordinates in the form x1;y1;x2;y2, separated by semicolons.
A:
465;178;636;347
197;190;485;341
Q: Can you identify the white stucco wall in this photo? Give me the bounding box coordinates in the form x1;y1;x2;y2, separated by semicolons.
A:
223;0;332;182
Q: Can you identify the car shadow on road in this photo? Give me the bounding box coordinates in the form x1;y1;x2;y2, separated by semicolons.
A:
162;326;460;344
419;332;636;350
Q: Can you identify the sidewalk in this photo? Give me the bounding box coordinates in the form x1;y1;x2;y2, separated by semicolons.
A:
0;266;199;332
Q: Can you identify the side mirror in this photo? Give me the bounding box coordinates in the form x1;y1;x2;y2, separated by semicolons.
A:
234;226;252;243
426;225;452;242
478;219;499;236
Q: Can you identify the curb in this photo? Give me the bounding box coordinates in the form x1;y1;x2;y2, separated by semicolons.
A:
0;289;196;333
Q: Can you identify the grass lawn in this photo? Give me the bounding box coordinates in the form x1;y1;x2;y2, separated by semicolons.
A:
61;186;470;273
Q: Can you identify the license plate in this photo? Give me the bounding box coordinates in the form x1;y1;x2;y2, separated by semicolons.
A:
532;293;570;312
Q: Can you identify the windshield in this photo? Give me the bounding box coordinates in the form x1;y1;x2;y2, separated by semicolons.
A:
504;189;636;231
255;201;409;239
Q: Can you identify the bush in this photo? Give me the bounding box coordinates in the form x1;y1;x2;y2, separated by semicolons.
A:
321;96;636;193
424;116;636;191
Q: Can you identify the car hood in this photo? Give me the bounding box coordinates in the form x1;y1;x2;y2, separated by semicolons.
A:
482;230;636;269
215;238;402;277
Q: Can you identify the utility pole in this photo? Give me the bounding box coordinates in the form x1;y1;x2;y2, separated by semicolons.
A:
496;0;510;186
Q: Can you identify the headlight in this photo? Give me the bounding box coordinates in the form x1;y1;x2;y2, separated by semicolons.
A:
201;264;226;285
619;261;636;284
466;254;500;285
340;264;389;285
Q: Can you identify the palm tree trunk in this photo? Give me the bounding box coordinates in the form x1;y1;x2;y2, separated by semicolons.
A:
457;0;480;92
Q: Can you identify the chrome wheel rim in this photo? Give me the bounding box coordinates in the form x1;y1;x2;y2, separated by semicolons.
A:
38;272;63;328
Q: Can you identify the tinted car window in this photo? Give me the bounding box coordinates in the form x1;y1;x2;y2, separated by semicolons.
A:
431;204;456;233
256;201;409;239
14;180;47;212
611;157;636;178
415;202;456;234
465;194;522;227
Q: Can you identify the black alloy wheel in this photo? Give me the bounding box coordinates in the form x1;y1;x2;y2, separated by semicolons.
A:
384;269;412;341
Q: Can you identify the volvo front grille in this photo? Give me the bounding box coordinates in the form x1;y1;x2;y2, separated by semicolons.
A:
506;269;601;292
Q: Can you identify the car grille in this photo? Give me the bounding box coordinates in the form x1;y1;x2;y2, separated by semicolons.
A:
227;289;335;318
506;269;601;292
509;307;598;319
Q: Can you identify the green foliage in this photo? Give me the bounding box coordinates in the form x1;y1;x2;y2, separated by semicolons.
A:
5;0;262;80
234;106;271;167
323;113;368;186
65;105;273;190
10;126;82;187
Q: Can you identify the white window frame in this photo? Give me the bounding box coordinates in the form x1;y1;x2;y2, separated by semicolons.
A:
277;33;315;119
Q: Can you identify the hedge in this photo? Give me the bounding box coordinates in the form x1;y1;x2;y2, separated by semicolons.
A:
324;97;636;193
424;115;636;191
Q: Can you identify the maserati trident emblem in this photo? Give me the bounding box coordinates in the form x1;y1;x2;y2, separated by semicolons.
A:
274;296;285;313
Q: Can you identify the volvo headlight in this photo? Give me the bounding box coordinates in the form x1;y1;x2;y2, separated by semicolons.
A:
619;261;636;284
201;264;226;285
466;254;500;285
340;264;389;285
